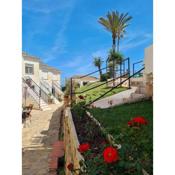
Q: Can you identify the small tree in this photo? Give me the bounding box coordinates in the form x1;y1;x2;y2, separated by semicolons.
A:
108;50;123;77
93;57;103;81
64;79;79;96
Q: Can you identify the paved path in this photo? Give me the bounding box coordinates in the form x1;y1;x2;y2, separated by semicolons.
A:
22;103;64;175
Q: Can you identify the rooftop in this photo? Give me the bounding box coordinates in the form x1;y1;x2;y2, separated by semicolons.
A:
22;52;61;74
72;75;98;81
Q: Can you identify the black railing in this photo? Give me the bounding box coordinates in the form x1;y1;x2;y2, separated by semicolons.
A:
70;58;131;106
85;67;145;107
73;72;128;95
52;81;63;101
22;78;41;108
23;76;49;104
52;80;62;91
133;60;144;76
40;80;51;94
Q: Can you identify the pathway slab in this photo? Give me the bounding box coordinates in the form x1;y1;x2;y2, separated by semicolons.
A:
22;103;64;175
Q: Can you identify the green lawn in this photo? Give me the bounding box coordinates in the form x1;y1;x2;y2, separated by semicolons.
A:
89;100;153;174
75;81;127;104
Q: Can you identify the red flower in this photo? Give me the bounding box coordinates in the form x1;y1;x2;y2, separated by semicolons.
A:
67;163;74;171
103;147;119;163
128;120;133;127
132;116;148;125
79;95;84;99
78;143;90;153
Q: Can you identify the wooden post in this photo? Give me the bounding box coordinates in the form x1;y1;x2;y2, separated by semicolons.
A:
120;61;122;84
128;58;131;89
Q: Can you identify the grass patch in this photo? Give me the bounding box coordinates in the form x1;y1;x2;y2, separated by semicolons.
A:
89;100;153;174
75;81;127;104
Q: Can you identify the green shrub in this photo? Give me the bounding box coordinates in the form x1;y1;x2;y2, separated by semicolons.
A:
72;101;86;118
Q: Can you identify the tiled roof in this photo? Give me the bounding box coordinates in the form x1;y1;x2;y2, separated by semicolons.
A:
40;63;60;74
22;52;41;62
72;75;98;81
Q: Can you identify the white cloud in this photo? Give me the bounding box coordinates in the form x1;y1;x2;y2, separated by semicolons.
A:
63;56;83;68
42;0;76;63
23;0;74;14
121;32;153;51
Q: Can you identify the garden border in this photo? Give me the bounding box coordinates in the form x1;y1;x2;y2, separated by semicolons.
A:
64;107;150;175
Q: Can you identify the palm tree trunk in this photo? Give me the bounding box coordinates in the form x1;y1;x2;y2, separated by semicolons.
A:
112;37;116;86
112;38;116;51
117;37;120;52
99;66;102;81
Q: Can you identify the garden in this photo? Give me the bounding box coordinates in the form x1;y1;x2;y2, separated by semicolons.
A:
66;99;153;175
75;81;127;104
63;9;153;175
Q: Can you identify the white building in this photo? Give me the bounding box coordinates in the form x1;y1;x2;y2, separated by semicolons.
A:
72;75;99;87
22;52;63;110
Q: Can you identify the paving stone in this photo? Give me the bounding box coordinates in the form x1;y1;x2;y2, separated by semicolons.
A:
22;103;64;175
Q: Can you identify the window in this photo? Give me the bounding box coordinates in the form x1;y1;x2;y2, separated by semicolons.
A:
25;64;34;74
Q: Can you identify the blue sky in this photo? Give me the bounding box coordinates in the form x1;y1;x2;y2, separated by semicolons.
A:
22;0;153;86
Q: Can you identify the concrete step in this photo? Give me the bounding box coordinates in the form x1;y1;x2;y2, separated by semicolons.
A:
130;93;146;99
135;87;145;94
41;107;51;111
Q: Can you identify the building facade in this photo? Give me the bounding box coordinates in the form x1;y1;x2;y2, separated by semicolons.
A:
22;52;63;110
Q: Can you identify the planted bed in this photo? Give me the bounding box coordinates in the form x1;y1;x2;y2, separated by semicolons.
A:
90;100;153;175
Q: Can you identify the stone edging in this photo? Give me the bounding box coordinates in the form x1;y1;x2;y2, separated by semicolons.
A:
86;111;121;149
86;111;150;175
64;108;149;175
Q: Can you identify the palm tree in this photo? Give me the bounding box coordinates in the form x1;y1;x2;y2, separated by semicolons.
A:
98;11;132;85
98;11;132;52
117;12;132;52
93;57;103;81
98;11;119;51
108;49;123;64
108;50;123;78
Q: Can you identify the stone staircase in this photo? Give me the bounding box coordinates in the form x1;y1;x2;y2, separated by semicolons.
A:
23;80;51;111
40;80;63;104
92;77;147;109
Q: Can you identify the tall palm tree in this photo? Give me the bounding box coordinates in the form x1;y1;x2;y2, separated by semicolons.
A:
98;11;132;52
98;11;119;51
117;12;132;52
98;11;132;85
93;57;103;81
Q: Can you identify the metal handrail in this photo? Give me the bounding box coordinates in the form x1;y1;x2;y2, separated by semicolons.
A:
73;72;129;95
40;80;51;93
23;76;49;103
79;58;129;79
52;80;62;91
70;57;131;106
22;78;40;97
133;60;143;75
22;78;41;109
85;67;145;107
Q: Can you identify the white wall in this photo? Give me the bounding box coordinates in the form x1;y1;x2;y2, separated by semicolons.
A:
143;44;153;98
22;59;40;85
39;69;61;87
144;45;153;74
39;70;48;80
